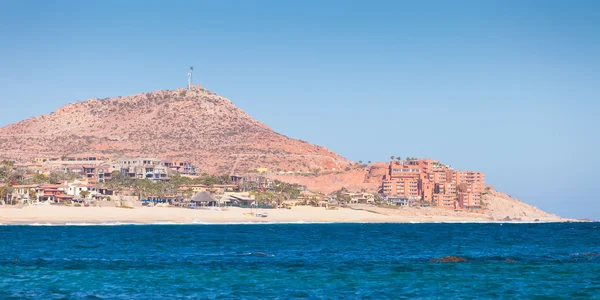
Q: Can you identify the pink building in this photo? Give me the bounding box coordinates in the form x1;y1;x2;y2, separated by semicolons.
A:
380;159;486;210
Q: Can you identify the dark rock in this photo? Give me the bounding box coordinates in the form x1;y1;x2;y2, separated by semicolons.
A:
502;216;523;222
428;256;468;263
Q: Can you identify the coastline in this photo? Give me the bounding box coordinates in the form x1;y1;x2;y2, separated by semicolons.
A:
0;205;570;225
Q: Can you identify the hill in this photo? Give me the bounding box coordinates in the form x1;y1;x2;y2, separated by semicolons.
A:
482;190;564;221
0;88;353;174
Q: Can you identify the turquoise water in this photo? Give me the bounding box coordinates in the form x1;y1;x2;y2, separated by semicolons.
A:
1;223;599;299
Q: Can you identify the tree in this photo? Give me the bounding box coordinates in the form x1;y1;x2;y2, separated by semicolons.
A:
199;174;224;186
183;189;194;201
271;180;302;204
0;186;7;204
390;156;395;161
106;171;133;192
358;160;363;164
79;190;90;199
4;169;25;184
1;160;14;168
169;173;191;189
251;190;276;207
28;189;38;203
309;196;319;207
0;160;14;183
373;194;383;205
0;185;14;205
32;174;49;184
134;179;155;200
240;181;258;192
48;171;77;184
396;157;402;162
368;161;372;164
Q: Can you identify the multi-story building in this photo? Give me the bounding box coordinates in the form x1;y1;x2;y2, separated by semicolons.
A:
112;158;169;182
380;158;486;210
419;179;434;202
162;161;197;175
113;158;162;169
458;192;482;210
382;178;420;199
35;160;112;183
454;171;486;193
433;193;457;209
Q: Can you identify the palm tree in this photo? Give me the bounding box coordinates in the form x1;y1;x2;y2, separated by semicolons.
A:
390;156;395;161
183;189;193;200
274;193;284;208
28;189;38;203
309;196;319;207
134;179;153;200
1;185;14;205
251;191;274;207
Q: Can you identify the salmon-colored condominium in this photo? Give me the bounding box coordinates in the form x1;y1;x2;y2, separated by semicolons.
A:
372;159;487;211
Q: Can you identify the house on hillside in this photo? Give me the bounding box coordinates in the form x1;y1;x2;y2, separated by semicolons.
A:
162;161;197;175
211;184;238;194
112;158;169;182
10;184;41;203
179;184;208;193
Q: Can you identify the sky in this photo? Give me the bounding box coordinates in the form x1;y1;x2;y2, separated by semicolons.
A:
1;0;599;219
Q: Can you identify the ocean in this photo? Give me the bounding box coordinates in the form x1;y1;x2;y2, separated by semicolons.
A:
1;223;599;299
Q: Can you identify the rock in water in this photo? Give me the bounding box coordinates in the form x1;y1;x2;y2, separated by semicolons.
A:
428;256;468;263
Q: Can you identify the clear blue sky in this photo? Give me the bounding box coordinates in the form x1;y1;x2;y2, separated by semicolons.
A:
1;0;599;219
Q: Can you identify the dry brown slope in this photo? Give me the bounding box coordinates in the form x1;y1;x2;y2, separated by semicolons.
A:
483;190;565;221
0;88;352;173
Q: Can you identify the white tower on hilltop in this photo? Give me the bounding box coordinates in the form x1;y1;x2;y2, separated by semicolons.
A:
188;66;194;89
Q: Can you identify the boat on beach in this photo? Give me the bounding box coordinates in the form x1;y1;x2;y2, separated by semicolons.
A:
243;212;268;218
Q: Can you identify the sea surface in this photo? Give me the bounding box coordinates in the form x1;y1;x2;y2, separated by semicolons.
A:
1;223;599;299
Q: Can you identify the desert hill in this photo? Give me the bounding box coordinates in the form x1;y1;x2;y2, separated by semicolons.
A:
0;87;566;220
482;190;563;221
0;88;353;174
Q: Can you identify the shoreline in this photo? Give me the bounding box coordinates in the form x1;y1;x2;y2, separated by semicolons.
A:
0;221;577;226
0;205;573;225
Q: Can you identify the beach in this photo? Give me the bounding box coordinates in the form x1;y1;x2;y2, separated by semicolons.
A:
0;205;566;225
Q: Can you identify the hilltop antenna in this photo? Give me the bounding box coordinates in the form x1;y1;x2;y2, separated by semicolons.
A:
188;66;194;89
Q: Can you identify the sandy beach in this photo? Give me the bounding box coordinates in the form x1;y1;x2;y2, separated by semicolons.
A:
0;205;567;225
